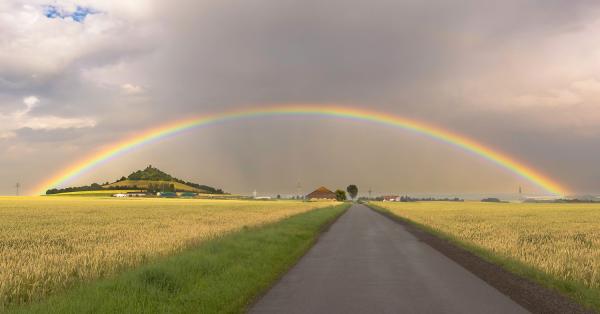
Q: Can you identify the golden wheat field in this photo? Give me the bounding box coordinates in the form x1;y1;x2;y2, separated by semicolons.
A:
0;196;334;307
373;201;600;292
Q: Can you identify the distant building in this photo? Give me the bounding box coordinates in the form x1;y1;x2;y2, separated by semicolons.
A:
179;192;198;198
126;192;147;197
306;186;337;200
157;192;177;198
382;195;400;202
255;196;272;200
113;192;146;198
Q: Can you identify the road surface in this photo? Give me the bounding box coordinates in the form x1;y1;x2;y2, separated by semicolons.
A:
249;204;528;314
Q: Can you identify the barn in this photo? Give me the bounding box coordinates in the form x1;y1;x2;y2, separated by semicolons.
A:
306;186;337;200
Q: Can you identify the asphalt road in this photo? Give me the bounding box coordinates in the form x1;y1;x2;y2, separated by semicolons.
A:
249;204;529;314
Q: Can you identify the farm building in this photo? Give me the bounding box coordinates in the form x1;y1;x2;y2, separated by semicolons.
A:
382;195;400;202
306;186;337;200
112;192;146;198
126;192;147;197
179;192;198;198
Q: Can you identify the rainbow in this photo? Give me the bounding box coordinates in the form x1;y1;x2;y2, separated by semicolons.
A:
33;104;567;196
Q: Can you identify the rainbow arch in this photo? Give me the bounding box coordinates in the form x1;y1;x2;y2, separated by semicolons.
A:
33;104;567;196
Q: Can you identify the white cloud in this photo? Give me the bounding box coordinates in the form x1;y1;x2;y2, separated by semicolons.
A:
20;115;97;131
0;96;96;139
121;83;144;95
23;96;39;107
0;1;159;86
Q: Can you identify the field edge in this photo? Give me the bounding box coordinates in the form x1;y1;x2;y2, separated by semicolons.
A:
7;203;350;314
366;202;596;314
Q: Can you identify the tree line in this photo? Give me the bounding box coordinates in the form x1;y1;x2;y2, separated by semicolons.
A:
46;183;129;195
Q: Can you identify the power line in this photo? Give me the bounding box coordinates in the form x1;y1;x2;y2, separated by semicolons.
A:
296;181;302;199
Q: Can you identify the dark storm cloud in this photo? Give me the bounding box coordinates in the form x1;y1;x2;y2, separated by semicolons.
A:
152;0;600;109
2;0;600;195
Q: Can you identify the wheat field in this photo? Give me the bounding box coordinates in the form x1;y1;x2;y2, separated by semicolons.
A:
373;201;600;301
0;197;333;307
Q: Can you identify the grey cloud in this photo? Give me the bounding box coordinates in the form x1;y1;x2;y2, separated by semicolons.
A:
2;0;600;195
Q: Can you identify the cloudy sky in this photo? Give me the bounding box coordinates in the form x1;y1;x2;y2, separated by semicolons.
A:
1;0;600;196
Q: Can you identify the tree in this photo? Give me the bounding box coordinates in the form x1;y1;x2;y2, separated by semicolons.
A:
346;185;358;200
335;190;347;201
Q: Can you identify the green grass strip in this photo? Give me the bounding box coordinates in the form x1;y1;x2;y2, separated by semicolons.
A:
8;204;349;314
367;203;599;312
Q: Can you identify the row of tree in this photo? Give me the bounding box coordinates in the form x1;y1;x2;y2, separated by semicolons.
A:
46;183;105;195
46;183;143;195
335;185;359;201
364;195;464;202
147;182;176;193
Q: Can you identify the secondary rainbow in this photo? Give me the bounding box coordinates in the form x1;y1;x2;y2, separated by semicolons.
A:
33;104;567;196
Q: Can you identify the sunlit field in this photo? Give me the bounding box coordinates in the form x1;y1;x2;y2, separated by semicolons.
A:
0;197;335;307
372;201;600;309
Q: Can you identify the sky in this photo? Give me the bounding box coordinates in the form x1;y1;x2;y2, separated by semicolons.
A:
1;0;600;196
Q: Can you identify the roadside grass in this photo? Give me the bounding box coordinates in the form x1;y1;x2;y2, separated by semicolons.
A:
368;202;600;312
7;203;349;314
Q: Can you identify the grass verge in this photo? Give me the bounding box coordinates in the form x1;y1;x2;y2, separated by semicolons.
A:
7;203;349;314
367;203;597;313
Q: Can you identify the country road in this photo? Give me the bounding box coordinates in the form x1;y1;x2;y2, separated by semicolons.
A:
249;204;528;314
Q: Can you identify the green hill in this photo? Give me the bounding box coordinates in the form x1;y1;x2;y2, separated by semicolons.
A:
45;165;224;195
111;165;224;194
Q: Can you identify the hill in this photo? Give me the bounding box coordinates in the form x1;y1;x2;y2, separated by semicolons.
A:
114;165;224;194
46;165;224;195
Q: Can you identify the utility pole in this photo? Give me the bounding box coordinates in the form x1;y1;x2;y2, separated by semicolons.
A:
518;185;522;200
368;187;372;199
296;181;302;200
15;183;20;196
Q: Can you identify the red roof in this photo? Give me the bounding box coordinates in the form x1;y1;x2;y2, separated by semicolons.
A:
306;186;336;199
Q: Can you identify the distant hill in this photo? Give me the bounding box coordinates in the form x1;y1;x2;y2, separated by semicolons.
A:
46;165;224;195
114;165;224;194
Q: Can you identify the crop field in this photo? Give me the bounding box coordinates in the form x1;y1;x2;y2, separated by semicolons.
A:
372;201;600;309
0;197;335;308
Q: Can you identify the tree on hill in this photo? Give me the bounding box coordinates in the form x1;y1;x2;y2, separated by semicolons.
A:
147;182;176;193
346;185;358;200
127;165;173;181
335;190;347;201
